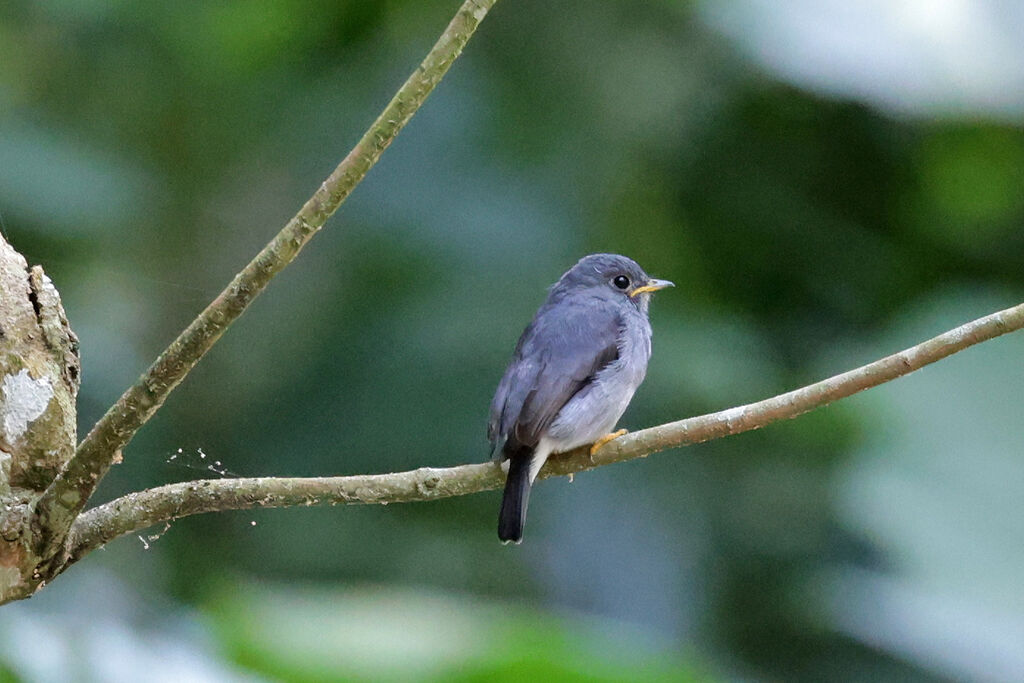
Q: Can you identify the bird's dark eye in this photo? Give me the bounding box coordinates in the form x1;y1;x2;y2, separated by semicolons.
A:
612;275;630;290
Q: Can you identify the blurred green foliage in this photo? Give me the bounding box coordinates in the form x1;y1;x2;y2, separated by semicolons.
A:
1;0;1023;680
209;583;708;682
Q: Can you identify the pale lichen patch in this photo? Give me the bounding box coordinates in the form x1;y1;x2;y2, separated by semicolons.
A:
0;567;22;593
0;370;54;441
720;405;747;424
470;1;489;22
0;449;10;494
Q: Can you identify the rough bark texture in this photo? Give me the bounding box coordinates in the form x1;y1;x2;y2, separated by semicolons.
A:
0;235;80;602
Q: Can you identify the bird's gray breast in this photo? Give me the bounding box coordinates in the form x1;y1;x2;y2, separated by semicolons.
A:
545;309;652;450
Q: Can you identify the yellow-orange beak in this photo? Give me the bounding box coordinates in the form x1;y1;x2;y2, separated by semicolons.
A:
629;278;674;298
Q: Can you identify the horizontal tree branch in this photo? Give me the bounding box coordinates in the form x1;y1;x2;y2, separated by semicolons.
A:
66;300;1024;564
33;0;498;554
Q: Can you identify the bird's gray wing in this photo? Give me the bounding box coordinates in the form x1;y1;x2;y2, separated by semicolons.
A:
488;298;621;453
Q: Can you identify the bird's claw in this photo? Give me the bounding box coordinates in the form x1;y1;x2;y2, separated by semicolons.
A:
589;429;628;456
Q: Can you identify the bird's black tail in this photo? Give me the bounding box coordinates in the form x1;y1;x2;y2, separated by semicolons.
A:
498;452;532;544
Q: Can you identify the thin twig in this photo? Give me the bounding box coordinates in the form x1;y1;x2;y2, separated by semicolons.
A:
33;0;498;552
66;300;1024;564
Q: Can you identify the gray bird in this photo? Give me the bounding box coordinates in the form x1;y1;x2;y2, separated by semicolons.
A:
488;253;673;544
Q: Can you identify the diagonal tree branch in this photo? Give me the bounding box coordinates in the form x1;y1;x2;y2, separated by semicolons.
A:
33;0;499;552
65;300;1024;565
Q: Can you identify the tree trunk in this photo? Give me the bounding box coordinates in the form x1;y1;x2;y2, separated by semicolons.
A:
0;234;80;602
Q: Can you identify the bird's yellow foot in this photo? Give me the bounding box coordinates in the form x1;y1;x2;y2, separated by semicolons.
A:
589;429;628;456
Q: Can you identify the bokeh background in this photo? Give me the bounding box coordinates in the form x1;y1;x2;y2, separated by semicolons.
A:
2;0;1024;680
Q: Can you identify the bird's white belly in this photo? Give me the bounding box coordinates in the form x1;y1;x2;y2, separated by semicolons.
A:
547;378;634;449
527;373;639;480
524;309;652;483
546;321;650;452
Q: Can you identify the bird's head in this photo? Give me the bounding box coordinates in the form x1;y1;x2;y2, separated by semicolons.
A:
551;253;673;312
